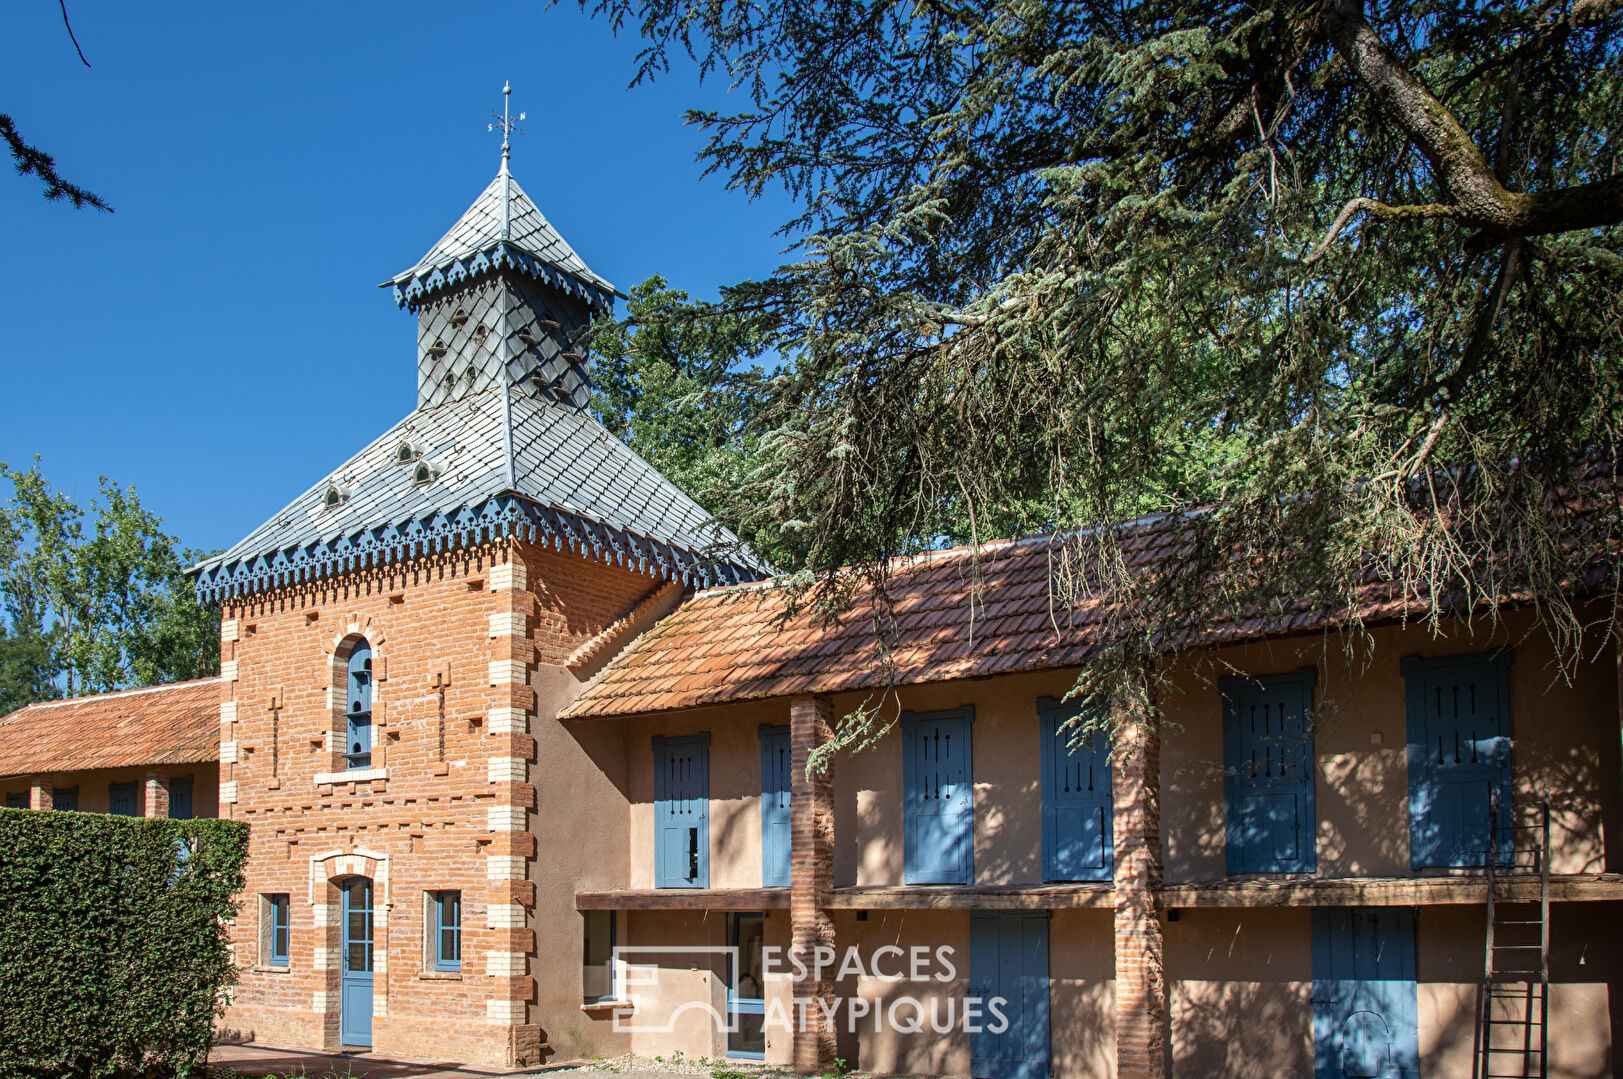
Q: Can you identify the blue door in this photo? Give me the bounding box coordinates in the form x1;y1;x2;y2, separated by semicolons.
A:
1402;653;1512;868
1221;670;1317;873
759;726;791;887
903;707;974;884
340;878;374;1047
654;735;710;888
169;775;194;820
970;912;1050;1079
1038;698;1113;882
108;782;138;816
1312;908;1419;1079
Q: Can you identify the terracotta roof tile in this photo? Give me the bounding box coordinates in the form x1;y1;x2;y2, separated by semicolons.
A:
0;678;221;778
564;494;1605;719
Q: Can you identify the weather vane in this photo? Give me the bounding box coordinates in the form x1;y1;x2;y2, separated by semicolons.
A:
489;81;526;165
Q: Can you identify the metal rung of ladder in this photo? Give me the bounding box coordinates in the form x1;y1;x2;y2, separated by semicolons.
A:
1472;797;1550;1079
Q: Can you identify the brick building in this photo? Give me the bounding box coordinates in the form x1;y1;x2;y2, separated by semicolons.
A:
3;133;1621;1078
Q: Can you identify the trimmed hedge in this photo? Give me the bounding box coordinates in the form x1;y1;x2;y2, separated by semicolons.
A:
0;807;249;1078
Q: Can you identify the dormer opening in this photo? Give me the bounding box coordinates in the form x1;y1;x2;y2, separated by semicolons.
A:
322;483;351;511
412;461;438;488
395;440;420;464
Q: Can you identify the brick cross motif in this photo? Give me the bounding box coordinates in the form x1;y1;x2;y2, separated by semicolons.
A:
267;692;283;776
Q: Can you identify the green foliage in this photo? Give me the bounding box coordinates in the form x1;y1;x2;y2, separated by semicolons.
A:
0;460;219;706
585;275;805;568
0;808;249;1078
585;0;1623;739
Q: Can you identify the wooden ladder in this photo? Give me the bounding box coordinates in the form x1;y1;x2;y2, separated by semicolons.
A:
1472;796;1550;1079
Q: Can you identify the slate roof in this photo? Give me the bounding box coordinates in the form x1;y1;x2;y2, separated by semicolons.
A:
0;678;221;778
193;386;769;600
560;516;1439;719
388;169;617;311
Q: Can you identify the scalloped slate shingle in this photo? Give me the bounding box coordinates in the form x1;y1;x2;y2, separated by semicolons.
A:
193;386;768;594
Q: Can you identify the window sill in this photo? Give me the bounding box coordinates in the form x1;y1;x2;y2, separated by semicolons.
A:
313;767;389;786
581;1000;635;1018
418;970;463;981
253;964;293;974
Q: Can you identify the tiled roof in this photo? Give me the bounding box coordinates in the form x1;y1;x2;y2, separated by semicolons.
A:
0;678;221;778
192;386;770;601
387;169;617;311
560;515;1437;719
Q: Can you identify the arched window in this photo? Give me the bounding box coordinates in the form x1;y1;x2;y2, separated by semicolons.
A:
346;642;373;770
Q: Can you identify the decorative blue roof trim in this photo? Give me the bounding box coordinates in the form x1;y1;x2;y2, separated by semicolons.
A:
191;494;765;604
392;241;617;313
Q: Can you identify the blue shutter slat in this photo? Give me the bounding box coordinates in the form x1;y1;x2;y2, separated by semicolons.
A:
1038;697;1113;882
654;734;710;888
759;725;791;887
903;707;974;885
1221;669;1316;874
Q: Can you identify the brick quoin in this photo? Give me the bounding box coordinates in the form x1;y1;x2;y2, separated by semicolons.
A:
1112;677;1168;1079
789;694;838;1073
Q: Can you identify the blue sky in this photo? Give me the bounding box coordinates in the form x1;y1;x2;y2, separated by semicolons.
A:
1;1;793;554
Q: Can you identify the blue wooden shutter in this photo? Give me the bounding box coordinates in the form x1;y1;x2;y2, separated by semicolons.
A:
759;725;791;887
4;792;26;809
654;734;710;888
346;644;373;769
1403;652;1512;868
1038;697;1113;882
169;775;194;820
1221;669;1317;873
903;707;974;885
108;782;138;816
53;786;78;812
1311;907;1419;1079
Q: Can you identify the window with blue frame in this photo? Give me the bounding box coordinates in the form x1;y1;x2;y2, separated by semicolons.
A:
53;786;78;812
1038;697;1114;882
583;910;617;1002
654;734;710;888
1402;651;1513;868
169;775;194;820
433;891;461;971
265;893;290;967
109;781;138;817
759;725;791;887
5;792;28;809
726;912;766;1058
1220;669;1317;874
902;706;974;885
346;642;373;770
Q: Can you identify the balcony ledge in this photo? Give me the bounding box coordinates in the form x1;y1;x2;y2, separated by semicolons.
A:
575;873;1623;912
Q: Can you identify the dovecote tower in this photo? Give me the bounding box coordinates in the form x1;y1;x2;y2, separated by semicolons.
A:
387;154;615;413
193;87;767;1070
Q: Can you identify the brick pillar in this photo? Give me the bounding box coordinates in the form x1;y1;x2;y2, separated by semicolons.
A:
144;770;170;818
485;554;541;1068
28;780;52;810
789;694;838;1073
1113;672;1167;1079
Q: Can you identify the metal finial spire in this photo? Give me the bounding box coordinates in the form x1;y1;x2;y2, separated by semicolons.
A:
488;82;526;240
489;81;526;173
